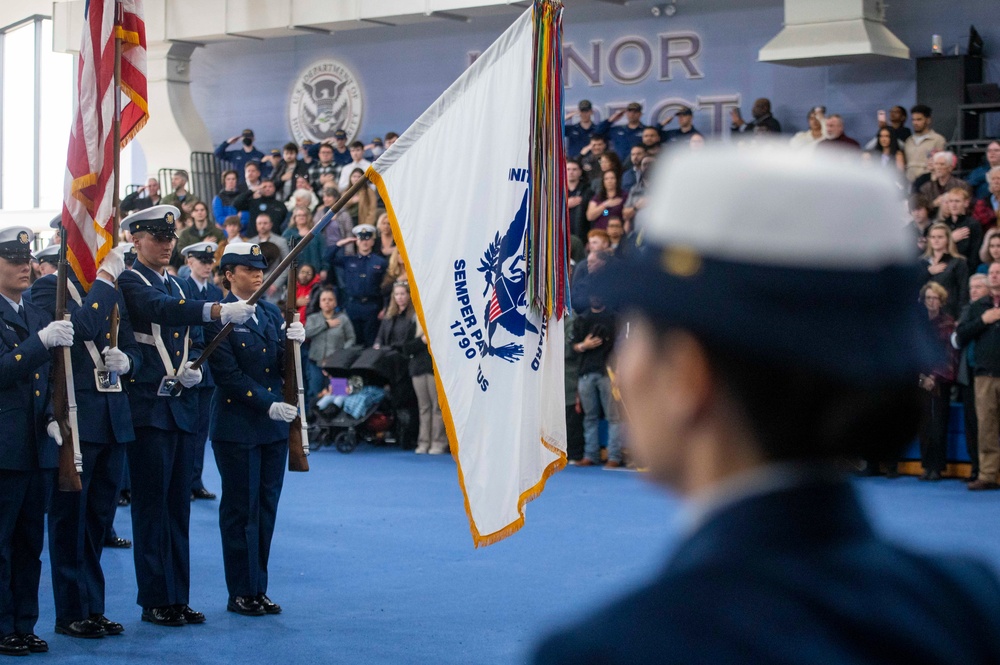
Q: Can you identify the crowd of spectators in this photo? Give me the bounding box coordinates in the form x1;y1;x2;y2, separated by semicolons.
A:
80;95;1000;476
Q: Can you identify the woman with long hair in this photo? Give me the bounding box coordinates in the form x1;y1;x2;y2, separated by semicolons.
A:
868;127;905;171
917;281;957;481
373;282;419;449
346;169;377;227
978;228;1000;275
304;286;356;404
923;222;969;318
586;169;624;230
374;212;395;258
212;170;243;229
280;206;325;273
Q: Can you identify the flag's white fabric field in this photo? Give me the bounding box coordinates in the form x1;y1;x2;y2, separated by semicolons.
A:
367;7;566;546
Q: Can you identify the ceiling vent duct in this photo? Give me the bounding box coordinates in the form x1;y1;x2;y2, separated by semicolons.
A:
758;0;910;67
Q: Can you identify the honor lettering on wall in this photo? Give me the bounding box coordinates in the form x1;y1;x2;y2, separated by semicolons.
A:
469;31;740;134
289;60;365;144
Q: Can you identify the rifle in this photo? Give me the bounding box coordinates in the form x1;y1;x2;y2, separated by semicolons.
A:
53;228;82;492
284;249;309;472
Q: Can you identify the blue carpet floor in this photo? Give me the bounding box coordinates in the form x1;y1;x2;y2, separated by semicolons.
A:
36;447;1000;664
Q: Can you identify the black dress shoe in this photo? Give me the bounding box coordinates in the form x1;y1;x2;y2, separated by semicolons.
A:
104;536;132;549
256;594;282;615
141;606;185;627
174;605;205;624
55;619;105;639
118;490;131;506
191;488;217;500
227;596;265;616
89;615;124;636
16;634;46;653
0;634;27;656
926;470;942;481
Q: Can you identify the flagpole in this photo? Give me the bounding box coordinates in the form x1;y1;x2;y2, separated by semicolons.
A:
109;0;122;356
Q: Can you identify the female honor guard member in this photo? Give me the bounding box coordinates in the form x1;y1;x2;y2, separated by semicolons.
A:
117;206;255;627
30;239;139;640
180;241;223;501
0;227;74;656
206;242;304;617
533;145;1000;664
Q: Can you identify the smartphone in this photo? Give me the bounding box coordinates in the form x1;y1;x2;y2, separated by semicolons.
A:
877;109;886;123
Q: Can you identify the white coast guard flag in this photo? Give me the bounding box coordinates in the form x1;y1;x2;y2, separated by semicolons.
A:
367;7;566;547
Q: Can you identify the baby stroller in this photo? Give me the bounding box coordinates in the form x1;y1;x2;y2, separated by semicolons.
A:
310;347;413;453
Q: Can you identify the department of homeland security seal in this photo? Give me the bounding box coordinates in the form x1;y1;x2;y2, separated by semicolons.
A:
289;60;363;144
449;189;547;393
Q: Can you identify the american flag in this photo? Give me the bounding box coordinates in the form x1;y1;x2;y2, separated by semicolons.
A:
62;0;147;287
488;288;502;322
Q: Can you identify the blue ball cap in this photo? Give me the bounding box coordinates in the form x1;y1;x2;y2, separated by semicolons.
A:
124;204;180;239
596;143;940;384
220;242;268;271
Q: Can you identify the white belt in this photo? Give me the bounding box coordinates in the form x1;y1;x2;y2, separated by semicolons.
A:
130;271;190;378
66;280;118;373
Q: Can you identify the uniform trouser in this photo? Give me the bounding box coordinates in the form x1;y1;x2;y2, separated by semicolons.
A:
962;378;979;474
49;439;125;622
412;373;446;451
0;469;52;636
919;383;951;474
566;403;585;461
579;373;622;463
346;301;380;348
127;426;194;608
976;376;1000;482
213;440;287;598
191;388;212;492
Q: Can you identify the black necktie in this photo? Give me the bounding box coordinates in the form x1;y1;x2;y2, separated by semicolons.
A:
164;277;173;295
16;305;28;341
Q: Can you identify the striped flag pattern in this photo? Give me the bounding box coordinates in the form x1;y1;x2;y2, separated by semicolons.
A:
61;0;148;287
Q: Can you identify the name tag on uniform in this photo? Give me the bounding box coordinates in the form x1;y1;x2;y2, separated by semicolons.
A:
234;326;250;333
157;376;183;397
3;324;12;331
94;369;123;393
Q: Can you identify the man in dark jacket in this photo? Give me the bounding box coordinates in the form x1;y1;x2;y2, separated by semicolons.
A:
232;180;287;234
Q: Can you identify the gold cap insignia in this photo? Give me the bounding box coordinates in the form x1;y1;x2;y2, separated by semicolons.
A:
251;245;261;256
17;232;28;244
165;212;175;224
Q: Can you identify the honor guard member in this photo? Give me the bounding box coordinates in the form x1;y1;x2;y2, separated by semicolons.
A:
326;224;386;347
119;243;137;269
0;227;74;656
180;241;223;501
117;206;255;627
207;243;304;617
533;145;1000;664
33;245;59;278
31;242;140;640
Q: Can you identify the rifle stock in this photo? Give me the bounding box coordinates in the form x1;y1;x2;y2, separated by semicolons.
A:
284;254;309;472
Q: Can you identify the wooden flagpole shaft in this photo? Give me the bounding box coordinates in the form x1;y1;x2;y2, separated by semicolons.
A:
109;4;122;355
189;175;370;371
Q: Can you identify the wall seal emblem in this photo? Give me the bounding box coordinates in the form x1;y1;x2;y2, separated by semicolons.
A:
289;59;363;143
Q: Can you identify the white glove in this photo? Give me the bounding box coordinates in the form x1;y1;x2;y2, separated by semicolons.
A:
47;420;63;447
177;360;203;388
286;321;305;343
268;402;298;423
39;320;75;349
220;301;256;326
97;247;126;281
101;346;131;373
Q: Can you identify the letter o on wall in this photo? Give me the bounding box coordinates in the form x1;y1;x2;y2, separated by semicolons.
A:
607;38;652;84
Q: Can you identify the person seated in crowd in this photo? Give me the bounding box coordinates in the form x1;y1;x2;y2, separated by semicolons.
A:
730;97;781;135
384;132;399;149
955;273;990;484
363;136;385;162
249;213;289;262
978;229;1000;275
789;108;827;149
212;170;242;229
969;141;1000;201
571;231;612;313
660;106;702;143
594;151;623;195
621;145;646;193
580;134;607;181
623;155;656;229
338;142;372;191
923;222;969;319
904;105;947;183
271;142;310;202
566;158;592;243
315;186;355;260
602;102;646;159
215;129;264;184
640;126;662;157
120;177;162;214
294;264;321;324
863;106;912;150
586;169;624;231
867;126;905;171
908;194;934;252
920;152;972;208
917;282;957;481
328;129;354;167
570;292;621;468
243;160;263;195
308;143;339;194
402;317;448;455
175;201;225;267
299;140;315;167
233;179;287;234
215;215;246;265
284;178;319;218
972;167;1000;229
305;287;356;403
818;114;860;151
161;170;200;216
606;217;626;256
374;213;395;258
939;187;982;272
345;168;377;227
281;207;325;273
564;99;605;159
